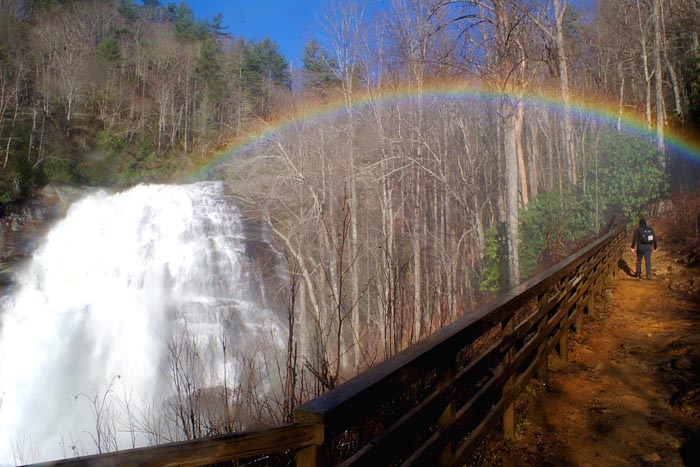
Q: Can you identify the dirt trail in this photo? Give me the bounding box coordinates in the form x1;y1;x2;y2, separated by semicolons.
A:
479;226;700;466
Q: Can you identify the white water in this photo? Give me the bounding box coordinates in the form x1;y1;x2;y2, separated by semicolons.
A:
0;182;286;465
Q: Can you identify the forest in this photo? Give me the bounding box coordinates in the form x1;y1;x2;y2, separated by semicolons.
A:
1;0;699;448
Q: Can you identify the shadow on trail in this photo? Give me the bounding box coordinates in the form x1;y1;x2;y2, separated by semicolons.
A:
681;432;700;465
618;259;636;277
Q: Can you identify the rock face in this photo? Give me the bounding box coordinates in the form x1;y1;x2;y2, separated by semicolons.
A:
0;185;94;260
0;185;95;287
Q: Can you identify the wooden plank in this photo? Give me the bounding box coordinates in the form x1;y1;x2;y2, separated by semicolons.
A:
337;384;452;466
28;424;316;467
402;340;543;466
340;341;502;466
403;322;549;465
437;363;457;466
451;346;549;466
501;313;516;440
402;365;505;466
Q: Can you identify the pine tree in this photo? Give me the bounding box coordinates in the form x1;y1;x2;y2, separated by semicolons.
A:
301;39;341;95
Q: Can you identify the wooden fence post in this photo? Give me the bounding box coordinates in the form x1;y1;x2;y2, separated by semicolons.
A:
295;420;326;467
559;316;569;361
438;361;456;466
535;291;550;386
502;314;515;440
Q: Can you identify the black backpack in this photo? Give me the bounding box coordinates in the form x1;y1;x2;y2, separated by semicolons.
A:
640;226;654;244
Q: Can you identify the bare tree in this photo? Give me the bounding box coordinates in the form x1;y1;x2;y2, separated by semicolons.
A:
653;0;666;168
530;0;577;185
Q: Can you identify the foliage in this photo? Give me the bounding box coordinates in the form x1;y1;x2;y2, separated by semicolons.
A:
34;0;79;10
167;2;209;41
302;39;341;94
208;13;228;36
196;39;222;92
242;38;291;90
0;124;46;205
118;0;137;21
592;131;668;223
233;37;291;116
97;128;126;155
42;158;76;185
519;188;597;279
96;37;122;63
479;223;508;293
0;0;698;452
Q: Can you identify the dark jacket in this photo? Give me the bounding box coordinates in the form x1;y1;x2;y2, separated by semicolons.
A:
631;224;657;250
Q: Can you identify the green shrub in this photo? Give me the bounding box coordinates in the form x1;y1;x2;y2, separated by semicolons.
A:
519;188;597;279
480;223;508;293
42;158;76;184
592;131;668;222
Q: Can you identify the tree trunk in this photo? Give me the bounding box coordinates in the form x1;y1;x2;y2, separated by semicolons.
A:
412;181;423;341
515;100;528;205
504;103;521;289
653;0;666;169
637;0;653;129
553;0;577;185
617;62;625;131
494;0;522;289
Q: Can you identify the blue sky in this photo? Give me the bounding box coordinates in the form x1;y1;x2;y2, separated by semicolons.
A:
184;0;595;69
187;0;325;69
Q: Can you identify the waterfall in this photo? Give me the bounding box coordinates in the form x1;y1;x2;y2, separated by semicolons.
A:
0;182;286;465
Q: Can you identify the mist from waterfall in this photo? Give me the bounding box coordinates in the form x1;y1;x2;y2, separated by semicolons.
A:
0;181;286;465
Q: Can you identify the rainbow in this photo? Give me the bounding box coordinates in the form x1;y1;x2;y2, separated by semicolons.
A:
180;81;700;182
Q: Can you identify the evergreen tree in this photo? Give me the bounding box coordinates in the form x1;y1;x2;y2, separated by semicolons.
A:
196;39;222;91
239;38;290;115
250;38;291;89
117;0;137;21
301;39;341;94
208;13;228;37
96;37;122;63
167;2;208;40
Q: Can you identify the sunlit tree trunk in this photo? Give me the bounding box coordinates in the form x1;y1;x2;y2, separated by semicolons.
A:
515;100;528;205
412;161;424;341
494;0;522;288
653;0;666;169
617;62;625;131
527;112;540;198
637;0;653;129
552;0;576;185
504;101;521;288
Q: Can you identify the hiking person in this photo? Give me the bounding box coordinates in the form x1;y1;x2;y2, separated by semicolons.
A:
630;218;658;280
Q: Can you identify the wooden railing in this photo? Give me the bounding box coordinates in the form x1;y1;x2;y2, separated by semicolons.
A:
31;224;625;467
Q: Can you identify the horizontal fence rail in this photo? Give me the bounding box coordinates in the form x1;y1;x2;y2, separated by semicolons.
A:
29;424;316;467
28;224;625;467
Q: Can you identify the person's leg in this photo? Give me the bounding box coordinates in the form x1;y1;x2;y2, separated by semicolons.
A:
644;250;652;279
636;250;643;278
